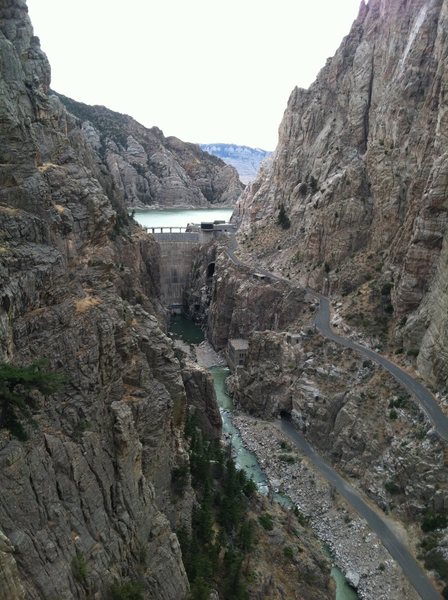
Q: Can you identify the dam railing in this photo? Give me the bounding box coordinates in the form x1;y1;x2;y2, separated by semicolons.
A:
145;226;187;233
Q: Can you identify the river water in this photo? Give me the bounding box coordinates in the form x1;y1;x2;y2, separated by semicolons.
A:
168;315;358;600
133;207;234;229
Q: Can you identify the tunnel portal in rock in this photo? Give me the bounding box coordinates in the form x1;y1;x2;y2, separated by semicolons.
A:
207;262;215;279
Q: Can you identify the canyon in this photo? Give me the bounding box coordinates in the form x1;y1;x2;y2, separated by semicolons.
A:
0;1;333;599
2;0;448;598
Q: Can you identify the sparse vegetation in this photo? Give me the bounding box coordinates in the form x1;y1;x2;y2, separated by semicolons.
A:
75;295;102;314
407;348;419;358
385;480;402;495
179;412;258;599
309;175;318;193
298;182;308;196
294;506;310;527
421;510;448;533
110;580;144;600
0;361;64;440
258;513;274;531
279;453;296;464
71;552;88;584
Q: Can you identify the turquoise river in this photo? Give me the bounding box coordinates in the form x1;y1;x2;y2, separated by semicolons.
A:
168;315;358;600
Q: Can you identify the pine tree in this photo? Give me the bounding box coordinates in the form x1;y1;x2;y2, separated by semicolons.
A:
277;204;291;229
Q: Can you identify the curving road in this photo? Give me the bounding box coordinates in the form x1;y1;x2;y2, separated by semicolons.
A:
311;291;448;441
225;236;443;599
279;419;441;600
227;237;448;442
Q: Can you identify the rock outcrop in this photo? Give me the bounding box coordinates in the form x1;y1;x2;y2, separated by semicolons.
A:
0;3;199;597
0;3;335;599
184;245;308;350
228;330;448;521
0;531;24;600
236;0;448;390
56;94;244;209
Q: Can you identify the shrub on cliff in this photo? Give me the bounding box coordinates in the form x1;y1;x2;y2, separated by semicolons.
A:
0;360;64;440
110;580;144;600
277;204;291;229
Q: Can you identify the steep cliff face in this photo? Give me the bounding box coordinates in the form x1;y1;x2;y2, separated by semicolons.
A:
237;0;448;389
184;246;308;351
56;94;244;209
0;3;197;597
0;4;336;599
228;330;448;520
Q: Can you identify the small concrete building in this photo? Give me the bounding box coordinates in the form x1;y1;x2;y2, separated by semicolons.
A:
286;333;301;345
186;221;237;243
227;338;249;372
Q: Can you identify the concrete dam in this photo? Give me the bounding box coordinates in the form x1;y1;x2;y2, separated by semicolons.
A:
151;222;235;310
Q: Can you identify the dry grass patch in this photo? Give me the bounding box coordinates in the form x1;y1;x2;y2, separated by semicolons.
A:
0;206;20;215
37;162;61;173
75;296;102;314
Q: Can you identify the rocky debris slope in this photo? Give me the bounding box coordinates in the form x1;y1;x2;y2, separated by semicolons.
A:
56;94;244;209
227;327;448;590
228;330;448;522
243;495;333;600
236;0;448;390
0;2;222;597
233;415;420;600
200;143;271;184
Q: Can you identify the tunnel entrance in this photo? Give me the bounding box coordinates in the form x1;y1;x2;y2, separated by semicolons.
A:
206;262;215;279
279;410;292;420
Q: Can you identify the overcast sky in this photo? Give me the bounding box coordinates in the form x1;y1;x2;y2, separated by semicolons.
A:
27;0;362;150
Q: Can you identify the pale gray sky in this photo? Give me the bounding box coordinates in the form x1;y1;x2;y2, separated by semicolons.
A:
27;0;362;150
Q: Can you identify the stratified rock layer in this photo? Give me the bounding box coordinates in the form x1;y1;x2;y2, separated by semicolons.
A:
237;0;448;390
57;94;244;209
0;3;335;599
0;3;192;597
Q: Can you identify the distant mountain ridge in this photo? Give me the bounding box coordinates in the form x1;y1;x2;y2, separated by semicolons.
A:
200;143;272;184
55;94;244;209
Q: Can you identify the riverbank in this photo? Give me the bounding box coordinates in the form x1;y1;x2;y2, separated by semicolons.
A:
169;328;414;599
232;414;419;600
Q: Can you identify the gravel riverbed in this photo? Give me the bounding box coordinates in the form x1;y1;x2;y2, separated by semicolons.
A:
232;414;420;600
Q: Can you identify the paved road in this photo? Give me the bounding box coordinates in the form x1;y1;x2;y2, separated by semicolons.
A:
311;291;448;441
227;237;448;442
279;419;441;600
225;237;444;599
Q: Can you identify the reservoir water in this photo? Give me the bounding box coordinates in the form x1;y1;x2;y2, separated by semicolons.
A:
168;314;359;600
133;207;234;229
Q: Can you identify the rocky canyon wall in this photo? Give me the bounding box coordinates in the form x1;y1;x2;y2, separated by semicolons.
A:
0;3;334;599
0;2;216;597
183;244;308;350
237;0;448;391
56;94;244;210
